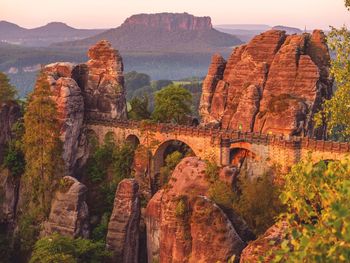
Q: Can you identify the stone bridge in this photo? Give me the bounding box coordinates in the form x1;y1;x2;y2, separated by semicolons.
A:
86;119;350;175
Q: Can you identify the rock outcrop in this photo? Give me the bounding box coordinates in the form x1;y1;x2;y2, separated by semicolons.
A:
199;30;333;138
84;40;127;120
146;157;247;263
240;221;288;262
42;41;127;175
44;63;85;176
0;169;20;224
106;179;140;263
41;176;89;238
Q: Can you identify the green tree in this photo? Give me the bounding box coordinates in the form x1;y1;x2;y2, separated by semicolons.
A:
125;71;151;99
0;71;17;103
267;159;350;262
30;233;111;263
152;84;192;124
128;95;151;120
159;151;183;186
315;0;350;140
19;72;64;252
23;71;63;213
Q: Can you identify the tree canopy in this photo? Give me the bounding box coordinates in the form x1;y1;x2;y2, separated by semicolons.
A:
0;71;17;103
268;159;350;262
315;0;350;140
151;84;192;124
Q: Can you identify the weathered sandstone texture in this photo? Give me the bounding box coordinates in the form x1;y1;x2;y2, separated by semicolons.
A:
42;40;127;175
146;157;247;263
106;179;140;263
200;30;333;138
84;40;127;120
41;176;89;238
240;221;288;263
44;63;85;176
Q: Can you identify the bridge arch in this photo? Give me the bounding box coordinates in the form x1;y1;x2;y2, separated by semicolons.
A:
152;139;197;179
125;134;140;148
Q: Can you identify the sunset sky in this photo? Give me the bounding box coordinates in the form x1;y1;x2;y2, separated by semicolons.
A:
1;0;349;30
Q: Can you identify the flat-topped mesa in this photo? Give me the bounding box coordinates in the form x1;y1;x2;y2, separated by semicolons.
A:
199;29;333;138
122;12;212;31
84;40;127;120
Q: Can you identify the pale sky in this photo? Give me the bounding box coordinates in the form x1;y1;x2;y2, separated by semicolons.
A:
1;0;349;30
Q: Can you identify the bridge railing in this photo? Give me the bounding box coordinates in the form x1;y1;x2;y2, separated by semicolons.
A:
85;118;350;153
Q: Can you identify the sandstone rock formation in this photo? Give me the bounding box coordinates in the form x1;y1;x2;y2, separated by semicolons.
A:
106;179;140;263
41;176;89;238
146;157;247;263
44;63;85;176
42;41;127;175
240;221;288;262
84;40;127;120
0;168;20;224
0;101;21;163
200;30;333;138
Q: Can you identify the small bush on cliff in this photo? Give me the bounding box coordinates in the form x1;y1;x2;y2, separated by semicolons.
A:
208;180;235;210
30;233;111;263
0;71;17;103
160;151;183;186
175;197;187;218
264;159;350;262
152;84;192;124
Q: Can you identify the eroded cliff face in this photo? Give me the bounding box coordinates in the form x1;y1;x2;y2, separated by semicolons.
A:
122;13;212;31
84;40;127;120
0;101;21;225
106;179;140;263
199;30;333;138
41;176;89;238
145;157;247;263
42;40;127;176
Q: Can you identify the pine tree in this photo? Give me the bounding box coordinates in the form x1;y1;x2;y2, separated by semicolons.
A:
22;71;63;216
0;71;17;103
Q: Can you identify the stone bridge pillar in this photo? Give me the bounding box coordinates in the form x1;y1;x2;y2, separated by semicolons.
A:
220;139;231;166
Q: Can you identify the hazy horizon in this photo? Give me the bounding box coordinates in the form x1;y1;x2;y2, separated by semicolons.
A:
1;0;349;31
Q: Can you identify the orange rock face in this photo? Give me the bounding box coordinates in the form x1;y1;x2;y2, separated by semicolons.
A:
240;221;288;263
145;157;246;263
200;30;333;138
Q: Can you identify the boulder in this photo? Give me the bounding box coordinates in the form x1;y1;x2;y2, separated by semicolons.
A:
41;176;89;238
240;221;288;262
106;179;140;263
199;30;333;138
145;157;247;263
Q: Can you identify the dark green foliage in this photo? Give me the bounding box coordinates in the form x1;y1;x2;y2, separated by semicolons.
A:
91;213;110;242
160;151;183;186
29;233;111;263
152;84;192;124
208;180;235;210
0;71;17;103
205;161;220;183
128;95;151;121
125;71;151;99
85;137;135;241
233;172;283;235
